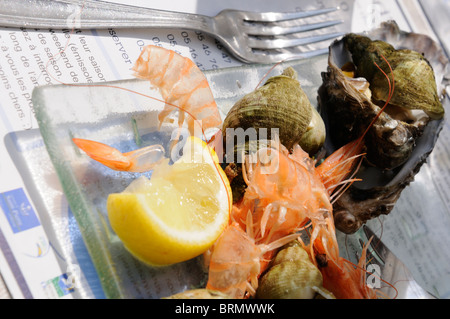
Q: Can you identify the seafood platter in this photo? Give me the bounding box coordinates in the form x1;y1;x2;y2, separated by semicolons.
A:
31;21;449;299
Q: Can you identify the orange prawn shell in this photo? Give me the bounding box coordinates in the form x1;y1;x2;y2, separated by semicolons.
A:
133;45;222;132
211;139;378;299
206;222;261;299
243;144;333;243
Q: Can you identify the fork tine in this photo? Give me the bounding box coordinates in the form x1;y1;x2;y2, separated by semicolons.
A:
248;32;343;50
241;7;340;22
245;20;343;36
248;47;329;64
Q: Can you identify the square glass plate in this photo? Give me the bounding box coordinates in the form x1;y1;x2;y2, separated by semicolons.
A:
32;55;328;299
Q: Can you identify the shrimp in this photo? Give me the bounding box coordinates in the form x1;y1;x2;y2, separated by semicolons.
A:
204;137;376;299
72;138;165;173
72;45;223;172
205;53;397;299
206;221;299;299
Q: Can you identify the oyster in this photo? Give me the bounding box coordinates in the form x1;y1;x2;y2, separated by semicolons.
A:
318;22;447;234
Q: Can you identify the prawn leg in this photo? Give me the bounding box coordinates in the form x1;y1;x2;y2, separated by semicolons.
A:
72;138;165;173
315;140;364;195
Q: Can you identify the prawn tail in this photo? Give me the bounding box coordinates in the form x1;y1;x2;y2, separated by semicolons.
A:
319;257;378;299
315;236;379;299
72;138;165;173
132;45;222;134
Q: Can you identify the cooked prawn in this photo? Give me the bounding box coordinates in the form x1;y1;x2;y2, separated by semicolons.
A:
205;52;397;299
72;138;165;173
72;45;223;172
204;136;376;299
133;45;222;135
206;221;299;299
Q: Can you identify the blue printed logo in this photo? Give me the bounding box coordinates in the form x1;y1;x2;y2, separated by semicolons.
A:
0;188;40;233
58;273;76;295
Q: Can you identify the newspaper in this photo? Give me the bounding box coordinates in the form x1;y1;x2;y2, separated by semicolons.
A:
0;0;449;299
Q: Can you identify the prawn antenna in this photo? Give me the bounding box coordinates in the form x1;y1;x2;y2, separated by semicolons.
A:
341;256;399;299
255;59;287;89
355;52;395;148
331;53;395;197
330;155;364;204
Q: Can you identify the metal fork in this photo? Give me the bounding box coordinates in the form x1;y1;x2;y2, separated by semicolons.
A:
0;0;344;63
359;225;436;299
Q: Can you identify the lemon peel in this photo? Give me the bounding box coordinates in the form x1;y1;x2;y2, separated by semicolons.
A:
107;136;231;266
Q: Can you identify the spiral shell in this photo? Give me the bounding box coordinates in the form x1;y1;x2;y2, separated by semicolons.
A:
343;33;444;120
298;106;326;156
256;241;335;299
223;67;324;153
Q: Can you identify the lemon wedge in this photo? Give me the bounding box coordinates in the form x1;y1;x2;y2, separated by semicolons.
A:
107;136;231;266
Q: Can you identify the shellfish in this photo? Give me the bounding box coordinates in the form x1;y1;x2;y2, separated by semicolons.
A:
222;67;326;202
256;240;335;299
223;67;315;152
318;22;447;234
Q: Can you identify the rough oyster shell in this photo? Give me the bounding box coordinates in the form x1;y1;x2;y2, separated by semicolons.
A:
318;21;448;234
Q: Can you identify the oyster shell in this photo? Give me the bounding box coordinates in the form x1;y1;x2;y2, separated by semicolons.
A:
318;21;448;234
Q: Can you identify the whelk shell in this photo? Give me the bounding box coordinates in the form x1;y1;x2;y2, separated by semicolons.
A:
256;240;335;299
223;67;325;154
222;67;326;202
